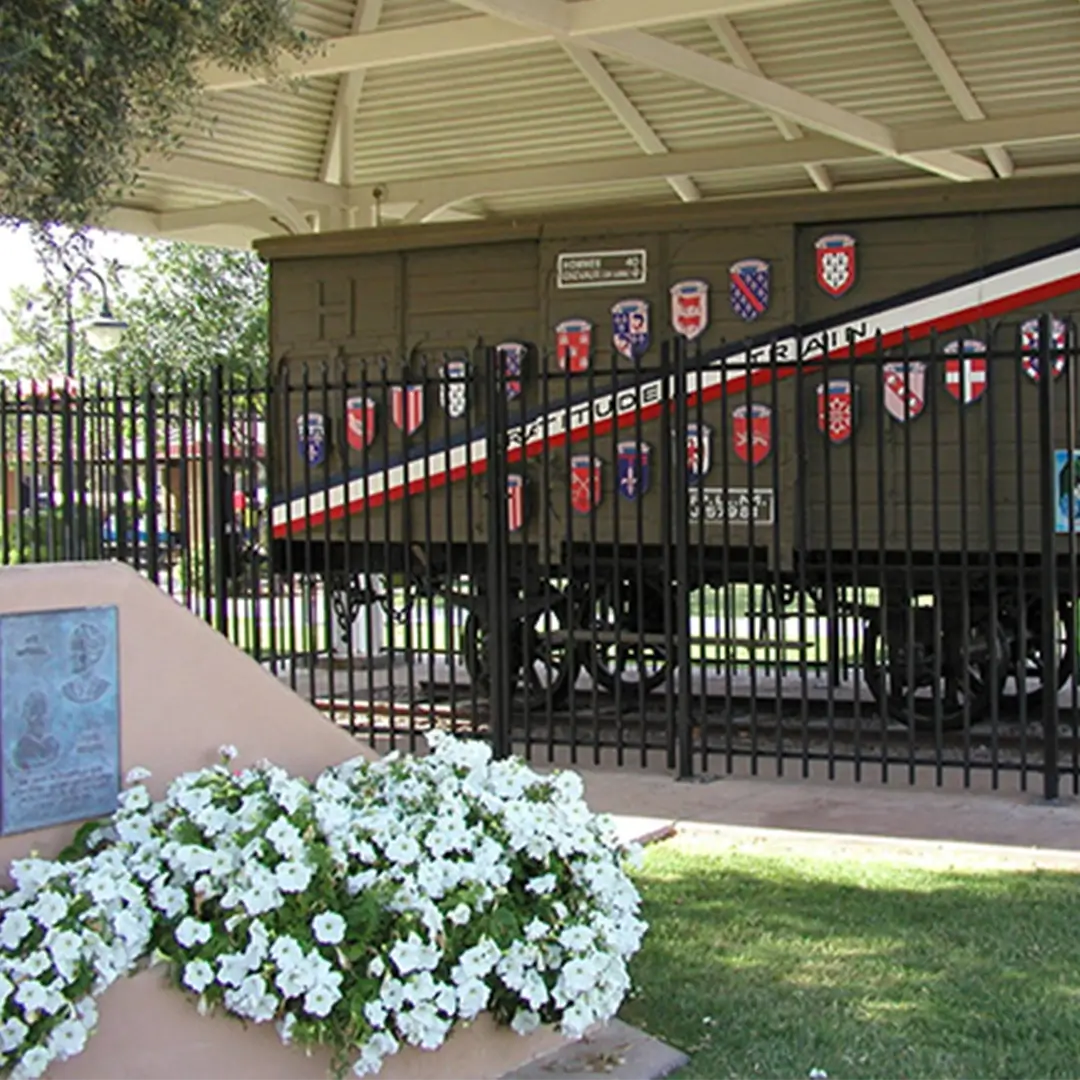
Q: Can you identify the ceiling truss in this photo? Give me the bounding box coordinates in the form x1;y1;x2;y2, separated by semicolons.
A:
121;0;1080;246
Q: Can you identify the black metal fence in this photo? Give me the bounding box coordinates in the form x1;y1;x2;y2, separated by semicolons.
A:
4;315;1078;796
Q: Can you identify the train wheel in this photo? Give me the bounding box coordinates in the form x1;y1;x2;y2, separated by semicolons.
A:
862;599;1008;730
517;593;578;710
461;594;578;711
579;576;670;697
1002;595;1075;703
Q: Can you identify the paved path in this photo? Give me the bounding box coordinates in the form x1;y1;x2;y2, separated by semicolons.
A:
528;758;1080;871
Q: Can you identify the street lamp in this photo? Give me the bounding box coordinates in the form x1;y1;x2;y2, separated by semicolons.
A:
65;264;128;376
60;260;128;560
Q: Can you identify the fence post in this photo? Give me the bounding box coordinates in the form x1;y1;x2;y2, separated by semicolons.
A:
485;346;512;759
672;338;695;781
209;365;229;638
1037;313;1060;801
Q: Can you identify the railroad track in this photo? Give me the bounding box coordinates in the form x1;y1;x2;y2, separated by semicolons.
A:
311;678;1080;768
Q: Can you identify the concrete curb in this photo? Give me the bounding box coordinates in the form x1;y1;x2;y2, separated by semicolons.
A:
501;1019;688;1080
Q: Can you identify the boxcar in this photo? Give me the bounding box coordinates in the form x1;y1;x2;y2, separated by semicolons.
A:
258;179;1080;729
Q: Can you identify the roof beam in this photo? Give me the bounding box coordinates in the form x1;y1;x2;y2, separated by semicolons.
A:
888;0;1014;178
140;153;352;210
441;0;990;182
562;44;701;203
708;15;831;192
382;107;1080;220
199;0;827;90
584;30;992;181
320;0;384;186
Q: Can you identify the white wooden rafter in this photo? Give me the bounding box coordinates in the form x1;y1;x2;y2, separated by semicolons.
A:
320;0;385;188
198;0;828;90
707;15;832;192
391;108;1080;221
440;0;991;183
581;30;992;182
561;44;701;203
138;106;1080;232
888;0;1014;178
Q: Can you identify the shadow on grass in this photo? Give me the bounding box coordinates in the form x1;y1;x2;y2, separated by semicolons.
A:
621;844;1080;1080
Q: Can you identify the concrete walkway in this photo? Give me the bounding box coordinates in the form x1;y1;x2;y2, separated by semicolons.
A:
532;758;1080;871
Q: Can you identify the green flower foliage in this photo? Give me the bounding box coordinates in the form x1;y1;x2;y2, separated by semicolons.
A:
0;0;310;233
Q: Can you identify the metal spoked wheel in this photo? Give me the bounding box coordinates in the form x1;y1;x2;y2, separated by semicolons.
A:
461;588;579;711
1001;594;1075;704
862;597;1009;730
579;575;670;698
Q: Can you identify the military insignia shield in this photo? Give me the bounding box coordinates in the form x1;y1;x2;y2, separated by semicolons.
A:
506;474;526;533
943;339;988;404
816;379;856;445
732;403;773;465
439;359;469;419
345;396;377;450
611;299;650;360
570;455;603;515
685;423;712;483
616;441;651;500
728;260;770;322
296;412;326;467
815;233;857;298
555;319;592;373
1021;317;1068;382
670;279;710;340
882;361;927;422
497;341;527;399
389;385;425;435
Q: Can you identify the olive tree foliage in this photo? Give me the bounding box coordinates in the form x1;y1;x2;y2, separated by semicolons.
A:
0;237;269;388
0;0;310;254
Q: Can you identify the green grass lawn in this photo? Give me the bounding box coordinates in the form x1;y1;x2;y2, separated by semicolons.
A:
622;838;1080;1080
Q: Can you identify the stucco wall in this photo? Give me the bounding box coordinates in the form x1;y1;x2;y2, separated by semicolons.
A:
0;562;567;1079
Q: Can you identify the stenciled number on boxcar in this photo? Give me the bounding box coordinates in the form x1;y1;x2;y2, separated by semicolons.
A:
688;487;775;526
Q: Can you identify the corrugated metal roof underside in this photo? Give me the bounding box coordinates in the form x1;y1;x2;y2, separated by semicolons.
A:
352;43;644;183
178;78;337;179
112;0;1080;240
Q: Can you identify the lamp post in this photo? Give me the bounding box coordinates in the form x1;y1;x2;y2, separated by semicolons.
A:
60;261;128;560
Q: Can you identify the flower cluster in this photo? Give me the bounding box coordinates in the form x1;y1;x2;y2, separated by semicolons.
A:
0;735;646;1079
0;844;153;1079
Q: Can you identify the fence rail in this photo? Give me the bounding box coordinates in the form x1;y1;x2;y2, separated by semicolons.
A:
4;316;1079;795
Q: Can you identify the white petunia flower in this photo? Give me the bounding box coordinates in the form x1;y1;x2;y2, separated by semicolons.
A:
175;916;213;949
312;912;346;946
274;861;313;894
47;1018;88;1060
183;960;215;994
0;1017;28;1053
218;744;239;762
14;979;48;1013
125;765;152;785
511;1009;541;1036
0;910;33;950
12;1044;51;1079
526;873;557;896
29;891;68;929
304;980;342;1018
446;903;471;927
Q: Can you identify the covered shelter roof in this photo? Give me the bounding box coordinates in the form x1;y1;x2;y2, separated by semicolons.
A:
104;0;1080;249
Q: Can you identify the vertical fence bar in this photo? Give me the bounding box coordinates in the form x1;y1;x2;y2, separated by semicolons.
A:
673;339;693;781
209;365;229;637
486;347;511;760
1038;314;1061;800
